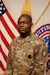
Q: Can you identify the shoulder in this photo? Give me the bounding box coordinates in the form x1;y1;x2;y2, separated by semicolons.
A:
32;34;47;57
31;33;46;45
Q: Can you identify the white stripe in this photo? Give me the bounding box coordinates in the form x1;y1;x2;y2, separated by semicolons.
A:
0;68;3;75
3;13;20;37
40;34;49;39
0;21;12;44
0;53;7;68
1;39;9;56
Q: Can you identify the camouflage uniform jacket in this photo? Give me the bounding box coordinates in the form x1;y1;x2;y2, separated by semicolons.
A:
6;33;47;75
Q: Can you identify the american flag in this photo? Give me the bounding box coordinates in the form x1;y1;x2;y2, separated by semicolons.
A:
0;0;19;74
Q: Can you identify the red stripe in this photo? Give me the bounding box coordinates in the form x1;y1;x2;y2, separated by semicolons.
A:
1;31;9;49
1;16;15;39
48;54;50;57
6;11;18;30
39;31;49;38
0;46;7;62
0;61;6;71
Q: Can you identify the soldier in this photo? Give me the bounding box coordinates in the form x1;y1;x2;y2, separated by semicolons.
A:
6;14;47;75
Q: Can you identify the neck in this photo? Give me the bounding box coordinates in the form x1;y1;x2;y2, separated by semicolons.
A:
20;32;31;38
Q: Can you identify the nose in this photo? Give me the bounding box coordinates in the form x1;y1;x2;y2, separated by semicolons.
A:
19;22;24;27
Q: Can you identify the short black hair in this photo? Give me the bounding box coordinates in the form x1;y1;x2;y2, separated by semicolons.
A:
18;14;32;24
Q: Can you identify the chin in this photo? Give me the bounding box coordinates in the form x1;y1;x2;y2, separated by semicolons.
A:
18;30;25;33
19;31;27;34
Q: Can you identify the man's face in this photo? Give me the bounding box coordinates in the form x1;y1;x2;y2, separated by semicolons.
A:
18;15;32;34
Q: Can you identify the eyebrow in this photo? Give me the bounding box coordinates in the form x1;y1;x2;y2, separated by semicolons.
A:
18;21;31;24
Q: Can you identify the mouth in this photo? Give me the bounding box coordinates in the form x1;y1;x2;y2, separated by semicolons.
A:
18;28;25;32
19;27;25;31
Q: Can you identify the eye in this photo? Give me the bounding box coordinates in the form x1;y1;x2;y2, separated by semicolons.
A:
22;21;28;24
18;22;21;24
23;21;25;23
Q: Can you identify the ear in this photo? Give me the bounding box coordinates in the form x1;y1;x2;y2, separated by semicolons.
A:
31;22;33;26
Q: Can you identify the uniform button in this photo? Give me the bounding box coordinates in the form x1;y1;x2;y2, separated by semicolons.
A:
28;55;32;59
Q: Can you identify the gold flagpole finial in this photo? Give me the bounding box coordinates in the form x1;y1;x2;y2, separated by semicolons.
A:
21;0;32;16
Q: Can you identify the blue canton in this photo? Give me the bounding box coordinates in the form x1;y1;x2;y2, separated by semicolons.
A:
0;0;6;16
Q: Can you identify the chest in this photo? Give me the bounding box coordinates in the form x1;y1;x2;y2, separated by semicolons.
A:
11;39;35;65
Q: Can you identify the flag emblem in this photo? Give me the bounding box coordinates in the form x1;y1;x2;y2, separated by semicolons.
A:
34;24;50;72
